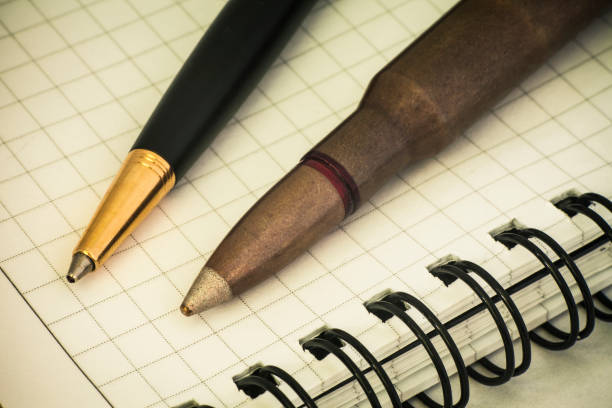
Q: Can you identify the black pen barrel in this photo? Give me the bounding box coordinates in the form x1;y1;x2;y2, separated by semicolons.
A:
132;0;316;179
66;0;316;280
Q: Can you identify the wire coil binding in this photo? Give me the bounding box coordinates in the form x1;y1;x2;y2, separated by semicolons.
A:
178;191;612;408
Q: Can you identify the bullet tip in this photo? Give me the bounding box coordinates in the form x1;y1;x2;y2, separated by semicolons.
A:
180;304;193;316
66;252;94;283
181;267;233;316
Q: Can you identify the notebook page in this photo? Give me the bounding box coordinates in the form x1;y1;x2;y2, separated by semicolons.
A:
0;269;110;407
1;0;612;407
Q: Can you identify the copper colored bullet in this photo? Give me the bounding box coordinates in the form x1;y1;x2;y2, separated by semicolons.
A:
181;0;611;315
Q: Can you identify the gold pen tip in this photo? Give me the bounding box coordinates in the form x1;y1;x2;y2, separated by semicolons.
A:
66;252;94;283
180;304;194;316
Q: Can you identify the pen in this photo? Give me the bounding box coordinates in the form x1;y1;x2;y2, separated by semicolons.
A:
180;0;611;315
66;0;317;282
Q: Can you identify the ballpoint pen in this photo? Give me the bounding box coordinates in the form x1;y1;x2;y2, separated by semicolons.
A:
66;0;317;282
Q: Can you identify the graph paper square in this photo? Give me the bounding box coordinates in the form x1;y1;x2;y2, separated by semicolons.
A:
565;59;612;98
408;212;465;252
1;248;56;291
274;252;326;291
115;322;174;368
241;106;296;146
61;74;113;111
74;35;125;70
144;354;201;397
99;371;159;407
313;71;362;111
70;143;120;183
25;278;82;323
192;166;248;207
98;60;149;97
0;37;30;71
592;85;612;117
49;309;108;355
309;228;363;271
128;275;182;320
230;150;283;190
24;88;76;125
380;189;435;230
87;0;138;31
54;187;101;229
51;9;103;44
370;232;428;273
147;5;197;41
0;173;47;214
89;292;148;337
0;146;23;181
31;159;87;199
179;212;228;256
15;23;66;58
600;48;612;70
0;102;39;141
335;0;386;25
417;171;472;208
73;341;133;384
180;334;240;380
333;253;391;294
154;308;211;347
7;129;62;169
302;6;349;44
295;274;354;316
324;30;376;68
37;231;77;273
585;127;612;158
443;192;501;231
38;48;88;85
216;194;256;226
0;80;14;107
104;247;160;289
129;207;172;243
0;0;43;33
1;62;53;99
515;158;572;193
278;88;333;129
239;276;289;312
16;201;72;245
71;268;123;307
344;209;401;250
530;76;584;116
1;1;612;407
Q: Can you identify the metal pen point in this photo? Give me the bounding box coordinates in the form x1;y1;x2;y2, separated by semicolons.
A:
66;252;94;283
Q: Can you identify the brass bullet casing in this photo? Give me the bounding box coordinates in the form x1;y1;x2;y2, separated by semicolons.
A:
181;0;611;313
72;149;175;270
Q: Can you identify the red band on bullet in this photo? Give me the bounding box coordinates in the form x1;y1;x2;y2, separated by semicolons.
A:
301;151;360;217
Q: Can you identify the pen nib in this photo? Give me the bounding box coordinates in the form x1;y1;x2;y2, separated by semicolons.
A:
66;253;94;283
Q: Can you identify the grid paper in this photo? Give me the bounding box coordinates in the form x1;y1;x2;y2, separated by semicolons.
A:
1;0;612;406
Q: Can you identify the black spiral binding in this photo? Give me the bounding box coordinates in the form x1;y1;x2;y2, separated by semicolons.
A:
179;192;612;408
554;192;612;322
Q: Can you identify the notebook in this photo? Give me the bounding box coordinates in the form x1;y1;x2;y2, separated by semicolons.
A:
1;0;612;407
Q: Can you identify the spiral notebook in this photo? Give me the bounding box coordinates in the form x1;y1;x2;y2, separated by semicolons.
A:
1;0;612;407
